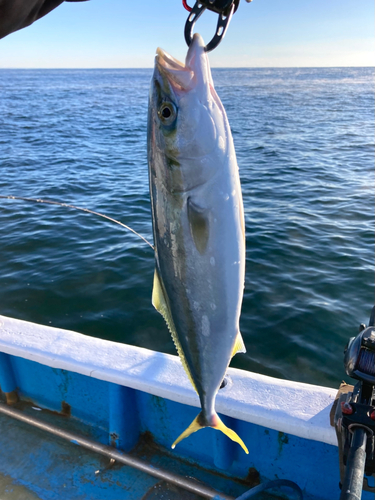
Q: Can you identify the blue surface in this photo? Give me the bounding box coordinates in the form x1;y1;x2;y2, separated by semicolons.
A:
109;384;139;450
0;352;17;393
1;351;372;500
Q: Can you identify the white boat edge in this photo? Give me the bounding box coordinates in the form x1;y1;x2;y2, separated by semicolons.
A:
0;314;338;447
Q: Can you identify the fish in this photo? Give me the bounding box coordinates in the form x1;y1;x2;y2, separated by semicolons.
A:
148;33;248;454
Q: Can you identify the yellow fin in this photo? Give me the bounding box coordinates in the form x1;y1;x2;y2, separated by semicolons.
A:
152;269;197;392
172;411;248;454
231;331;246;358
213;415;249;454
172;413;204;449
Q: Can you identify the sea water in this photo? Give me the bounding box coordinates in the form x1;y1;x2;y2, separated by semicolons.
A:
0;67;373;388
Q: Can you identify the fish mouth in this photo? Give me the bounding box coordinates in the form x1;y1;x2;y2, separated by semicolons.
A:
155;48;194;92
155;34;210;93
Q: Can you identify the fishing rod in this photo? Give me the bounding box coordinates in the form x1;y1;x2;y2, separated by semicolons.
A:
334;306;375;500
0;195;154;250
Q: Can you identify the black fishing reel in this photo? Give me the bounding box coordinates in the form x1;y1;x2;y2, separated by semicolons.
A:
335;306;375;499
184;0;252;52
344;314;375;385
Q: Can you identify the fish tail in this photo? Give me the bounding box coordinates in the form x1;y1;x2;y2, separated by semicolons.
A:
213;414;249;454
171;411;249;454
171;412;204;449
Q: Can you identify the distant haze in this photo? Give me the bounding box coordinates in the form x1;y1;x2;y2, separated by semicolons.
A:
0;0;374;68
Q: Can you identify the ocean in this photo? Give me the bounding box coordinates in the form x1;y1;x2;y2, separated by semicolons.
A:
0;67;373;388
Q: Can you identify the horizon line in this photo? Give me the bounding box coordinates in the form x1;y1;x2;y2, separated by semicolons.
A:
0;65;374;70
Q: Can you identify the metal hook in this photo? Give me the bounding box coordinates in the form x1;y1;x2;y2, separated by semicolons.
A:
184;1;237;52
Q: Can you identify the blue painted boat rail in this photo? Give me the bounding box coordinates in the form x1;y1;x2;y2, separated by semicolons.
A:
0;351;17;393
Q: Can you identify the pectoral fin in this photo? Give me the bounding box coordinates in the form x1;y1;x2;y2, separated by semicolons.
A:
187;197;209;255
152;269;197;392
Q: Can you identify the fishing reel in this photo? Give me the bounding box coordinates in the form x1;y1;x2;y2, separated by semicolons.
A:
334;306;375;499
344;315;375;385
183;0;252;52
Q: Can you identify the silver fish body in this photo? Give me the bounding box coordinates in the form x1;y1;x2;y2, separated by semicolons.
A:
148;34;247;453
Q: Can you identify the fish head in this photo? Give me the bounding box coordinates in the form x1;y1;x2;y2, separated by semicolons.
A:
149;34;227;174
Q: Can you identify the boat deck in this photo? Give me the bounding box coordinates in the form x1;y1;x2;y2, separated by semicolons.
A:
0;400;282;500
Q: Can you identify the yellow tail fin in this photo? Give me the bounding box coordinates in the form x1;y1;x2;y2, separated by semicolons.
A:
172;412;249;454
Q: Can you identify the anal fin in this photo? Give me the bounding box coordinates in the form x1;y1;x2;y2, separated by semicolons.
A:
231;331;246;358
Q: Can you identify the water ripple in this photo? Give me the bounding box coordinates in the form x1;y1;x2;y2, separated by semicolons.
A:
0;67;373;387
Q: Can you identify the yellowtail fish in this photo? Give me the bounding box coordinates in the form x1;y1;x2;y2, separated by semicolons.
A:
148;33;248;454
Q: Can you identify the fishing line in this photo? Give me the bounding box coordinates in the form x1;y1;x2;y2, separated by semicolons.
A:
0;195;154;250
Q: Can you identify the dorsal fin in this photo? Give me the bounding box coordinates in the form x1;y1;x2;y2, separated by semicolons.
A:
187;197;209;255
152;269;197;392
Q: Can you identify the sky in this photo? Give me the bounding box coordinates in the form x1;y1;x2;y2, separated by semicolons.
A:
0;0;374;68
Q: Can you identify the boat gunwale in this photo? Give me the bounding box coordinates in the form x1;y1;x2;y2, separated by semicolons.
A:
0;314;337;446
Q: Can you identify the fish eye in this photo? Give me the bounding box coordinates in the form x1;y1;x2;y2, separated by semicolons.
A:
158;102;177;125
